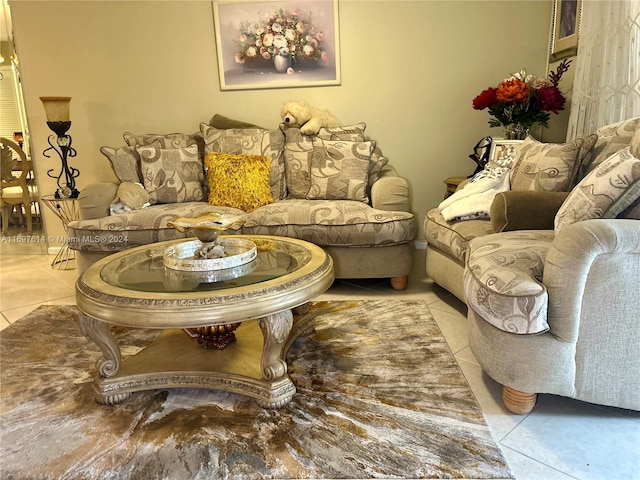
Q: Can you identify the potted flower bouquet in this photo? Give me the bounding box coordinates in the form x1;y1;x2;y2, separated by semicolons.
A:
472;59;571;139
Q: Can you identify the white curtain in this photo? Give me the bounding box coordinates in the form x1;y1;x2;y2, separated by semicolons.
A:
566;0;640;140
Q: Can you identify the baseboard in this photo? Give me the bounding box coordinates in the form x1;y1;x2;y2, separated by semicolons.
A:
414;240;427;250
48;246;61;255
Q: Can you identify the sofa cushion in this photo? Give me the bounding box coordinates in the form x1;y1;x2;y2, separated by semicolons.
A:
100;146;146;184
555;147;640;234
510;135;595;192
200;123;286;201
243;199;415;247
205;152;274;212
464;230;555;334
137;145;205;204
67;203;245;252
307;139;375;202
424;208;494;263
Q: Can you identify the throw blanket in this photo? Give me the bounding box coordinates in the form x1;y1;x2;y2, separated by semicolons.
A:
438;155;515;222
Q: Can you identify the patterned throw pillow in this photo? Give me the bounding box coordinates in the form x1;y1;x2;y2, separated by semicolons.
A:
510;136;591;192
199;123;286;201
307;139;375;202
123;131;202;149
580;117;640;177
316;123;367;141
205;153;274;212
368;146;389;188
137;145;205;205
554;147;640;234
283;126;378;201
100;146;144;184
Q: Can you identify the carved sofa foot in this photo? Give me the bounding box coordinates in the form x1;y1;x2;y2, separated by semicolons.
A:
503;386;537;414
390;275;408;291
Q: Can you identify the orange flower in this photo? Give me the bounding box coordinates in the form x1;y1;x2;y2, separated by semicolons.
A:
496;79;529;103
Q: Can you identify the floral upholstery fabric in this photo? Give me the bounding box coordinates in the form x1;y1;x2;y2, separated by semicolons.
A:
464;230;555;334
100;145;146;184
123;131;204;162
510;135;595;192
581;117;640;177
424;208;494;263
555;147;640;234
243;199;415;247
137;145;205;204
316;123;367;141
199;123;287;201
307;140;375;202
67;203;245;252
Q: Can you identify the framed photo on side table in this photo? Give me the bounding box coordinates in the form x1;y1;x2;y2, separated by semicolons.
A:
489;139;524;168
550;0;582;61
212;0;341;91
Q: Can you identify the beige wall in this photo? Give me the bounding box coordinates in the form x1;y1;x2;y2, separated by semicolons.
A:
10;0;553;245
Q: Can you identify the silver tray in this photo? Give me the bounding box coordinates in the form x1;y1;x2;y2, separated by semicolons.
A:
163;238;257;272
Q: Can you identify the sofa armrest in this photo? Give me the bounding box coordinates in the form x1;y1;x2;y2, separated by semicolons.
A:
490;191;569;232
370;166;411;212
78;182;119;220
544;219;640;342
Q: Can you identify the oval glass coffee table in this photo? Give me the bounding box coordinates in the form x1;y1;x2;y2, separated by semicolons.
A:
76;235;334;408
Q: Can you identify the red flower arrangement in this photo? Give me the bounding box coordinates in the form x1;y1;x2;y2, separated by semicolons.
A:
472;60;571;136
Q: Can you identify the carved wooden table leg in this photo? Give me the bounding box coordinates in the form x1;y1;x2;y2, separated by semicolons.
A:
257;309;294;408
78;313;131;405
503;386;537;414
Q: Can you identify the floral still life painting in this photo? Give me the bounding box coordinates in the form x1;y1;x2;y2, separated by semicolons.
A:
213;0;340;90
472;59;571;139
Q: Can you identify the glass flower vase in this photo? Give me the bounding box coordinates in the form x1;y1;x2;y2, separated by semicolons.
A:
503;124;530;140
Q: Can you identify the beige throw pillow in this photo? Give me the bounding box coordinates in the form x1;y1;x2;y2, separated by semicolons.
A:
100;146;144;184
137;145;205;205
554;147;640;234
307;139;375;202
510;136;591;192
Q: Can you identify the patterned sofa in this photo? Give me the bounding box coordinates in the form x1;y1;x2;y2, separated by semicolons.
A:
424;117;640;413
67;117;416;289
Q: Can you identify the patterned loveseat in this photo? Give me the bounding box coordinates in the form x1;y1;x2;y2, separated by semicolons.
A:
67;117;416;289
424;117;640;413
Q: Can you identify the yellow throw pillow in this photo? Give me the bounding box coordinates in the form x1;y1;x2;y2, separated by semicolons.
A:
205;152;274;212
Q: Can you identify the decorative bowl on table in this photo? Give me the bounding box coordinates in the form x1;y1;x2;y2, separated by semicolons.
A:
167;212;247;243
165;212;256;272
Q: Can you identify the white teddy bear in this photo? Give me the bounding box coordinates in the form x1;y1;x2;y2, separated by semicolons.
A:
280;100;341;135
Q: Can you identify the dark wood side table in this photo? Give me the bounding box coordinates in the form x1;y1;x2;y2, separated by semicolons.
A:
443;176;467;198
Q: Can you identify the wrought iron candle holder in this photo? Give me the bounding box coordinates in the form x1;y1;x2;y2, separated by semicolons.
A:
40;97;80;199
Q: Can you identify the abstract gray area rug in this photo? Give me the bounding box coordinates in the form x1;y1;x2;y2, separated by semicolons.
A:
0;301;513;479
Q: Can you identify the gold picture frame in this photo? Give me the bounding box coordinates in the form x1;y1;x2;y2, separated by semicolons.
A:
550;0;582;61
213;0;341;91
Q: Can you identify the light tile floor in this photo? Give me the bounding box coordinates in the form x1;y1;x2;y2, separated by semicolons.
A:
1;236;639;480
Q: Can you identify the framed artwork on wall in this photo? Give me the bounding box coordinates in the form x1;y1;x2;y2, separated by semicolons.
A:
212;0;341;91
550;0;582;61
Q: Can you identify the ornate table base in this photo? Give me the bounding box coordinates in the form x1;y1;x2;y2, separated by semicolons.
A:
79;306;314;409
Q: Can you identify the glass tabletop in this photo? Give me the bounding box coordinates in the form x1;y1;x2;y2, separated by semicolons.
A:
100;237;313;294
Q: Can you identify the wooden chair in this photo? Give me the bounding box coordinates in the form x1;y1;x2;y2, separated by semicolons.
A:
1;138;38;235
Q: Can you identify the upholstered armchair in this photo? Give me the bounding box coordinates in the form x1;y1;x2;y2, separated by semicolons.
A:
463;136;640;413
424;117;640;413
465;216;640;414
